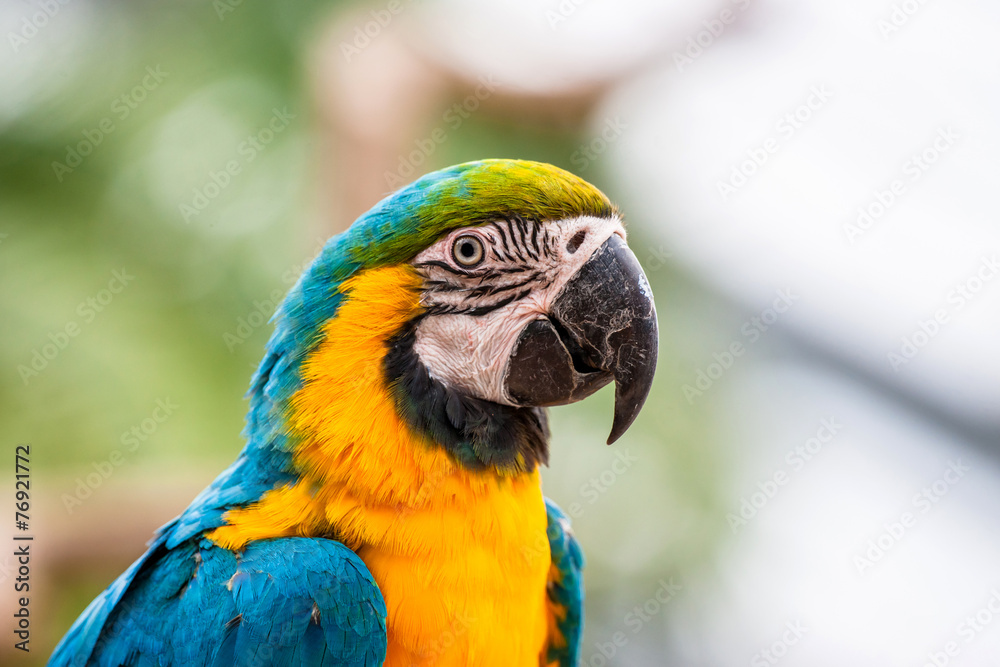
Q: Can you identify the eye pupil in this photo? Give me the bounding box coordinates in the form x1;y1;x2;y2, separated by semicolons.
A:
452;235;484;267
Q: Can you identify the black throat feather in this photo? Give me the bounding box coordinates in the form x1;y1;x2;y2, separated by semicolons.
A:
383;319;550;473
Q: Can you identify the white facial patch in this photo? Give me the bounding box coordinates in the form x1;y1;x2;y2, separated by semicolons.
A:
411;215;626;405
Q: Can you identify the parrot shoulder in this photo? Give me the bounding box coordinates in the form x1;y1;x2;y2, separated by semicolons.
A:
211;537;388;666
48;536;387;667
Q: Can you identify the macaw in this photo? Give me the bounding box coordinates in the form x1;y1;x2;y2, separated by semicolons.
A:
49;159;658;667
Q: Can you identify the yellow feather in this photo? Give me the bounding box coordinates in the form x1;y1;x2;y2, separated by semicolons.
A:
208;265;551;666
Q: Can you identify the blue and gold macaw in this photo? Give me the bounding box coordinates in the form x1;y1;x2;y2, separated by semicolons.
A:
49;159;658;666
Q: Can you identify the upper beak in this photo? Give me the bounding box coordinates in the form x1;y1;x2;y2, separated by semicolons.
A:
504;234;658;444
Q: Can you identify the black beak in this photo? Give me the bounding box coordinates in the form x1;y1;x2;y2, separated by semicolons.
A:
504;235;658;444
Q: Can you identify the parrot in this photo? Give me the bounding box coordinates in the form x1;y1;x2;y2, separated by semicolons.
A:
48;159;658;667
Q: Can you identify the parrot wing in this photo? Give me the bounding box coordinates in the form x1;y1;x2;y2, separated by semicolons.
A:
48;537;387;667
543;498;585;667
47;522;176;667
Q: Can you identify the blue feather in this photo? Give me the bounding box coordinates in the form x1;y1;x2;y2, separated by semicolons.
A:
50;539;386;667
49;160;605;665
544;498;586;667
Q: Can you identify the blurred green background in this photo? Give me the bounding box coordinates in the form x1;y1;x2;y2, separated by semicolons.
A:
1;1;728;664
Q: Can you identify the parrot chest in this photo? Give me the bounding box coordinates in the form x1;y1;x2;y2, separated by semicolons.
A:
357;472;552;667
202;264;574;665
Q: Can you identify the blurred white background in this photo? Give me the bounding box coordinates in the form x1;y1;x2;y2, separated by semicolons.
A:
2;0;998;664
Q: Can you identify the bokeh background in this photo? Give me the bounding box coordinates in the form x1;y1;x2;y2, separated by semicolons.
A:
2;0;999;664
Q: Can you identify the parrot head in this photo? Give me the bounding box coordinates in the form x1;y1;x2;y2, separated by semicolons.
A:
47;160;658;667
259;159;657;476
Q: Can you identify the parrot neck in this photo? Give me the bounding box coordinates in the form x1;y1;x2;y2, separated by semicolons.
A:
208;264;549;549
207;263;554;664
383;318;550;473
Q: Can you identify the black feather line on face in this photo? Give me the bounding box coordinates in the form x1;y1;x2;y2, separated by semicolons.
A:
464;291;526;316
383;319;550;474
530;223;541;259
420;289;523;316
516;217;540;261
413;259;481;277
503;220;527;262
415;218;554;317
462;274;537;300
493;222;512;256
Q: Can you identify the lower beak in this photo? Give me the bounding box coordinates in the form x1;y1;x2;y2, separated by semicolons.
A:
504;235;658;444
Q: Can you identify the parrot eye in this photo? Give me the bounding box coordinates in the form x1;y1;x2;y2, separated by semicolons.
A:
451;234;485;267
